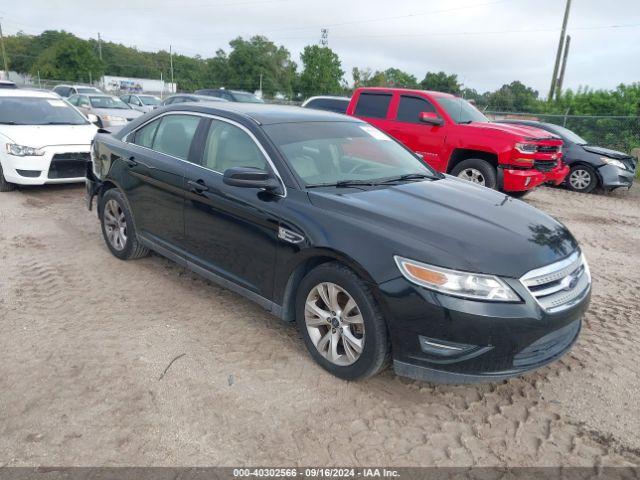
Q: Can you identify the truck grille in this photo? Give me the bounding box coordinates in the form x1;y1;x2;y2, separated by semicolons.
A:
520;251;590;313
537;145;560;153
48;152;90;179
534;160;558;172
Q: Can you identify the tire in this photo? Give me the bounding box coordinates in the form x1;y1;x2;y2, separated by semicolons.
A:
508;190;530;199
566;164;598;193
450;158;497;189
99;188;149;260
0;163;16;192
295;262;390;381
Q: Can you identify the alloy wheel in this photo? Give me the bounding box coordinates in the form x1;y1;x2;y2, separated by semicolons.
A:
103;199;128;251
304;282;365;366
569;169;592;191
458;168;486;185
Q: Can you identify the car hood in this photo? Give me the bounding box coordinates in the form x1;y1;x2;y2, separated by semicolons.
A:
308;177;578;278
0;123;97;148
92;108;143;119
582;144;633;160
472;122;560;141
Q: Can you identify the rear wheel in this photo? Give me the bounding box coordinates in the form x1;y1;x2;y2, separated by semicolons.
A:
296;262;389;381
0;164;16;192
99;188;149;260
451;158;497;189
567;164;598;193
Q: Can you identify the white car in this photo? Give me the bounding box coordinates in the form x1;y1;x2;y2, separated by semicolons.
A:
0;89;98;192
120;93;162;113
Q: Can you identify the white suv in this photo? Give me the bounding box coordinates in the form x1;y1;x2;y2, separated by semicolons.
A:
0;89;97;191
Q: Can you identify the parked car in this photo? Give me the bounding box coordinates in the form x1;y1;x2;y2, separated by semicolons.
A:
0;89;97;191
345;87;569;196
195;88;264;103
0;80;17;89
67;93;143;132
52;84;103;98
86;103;590;383
161;94;228;106
302;96;350;114
120;93;162;113
498;119;637;193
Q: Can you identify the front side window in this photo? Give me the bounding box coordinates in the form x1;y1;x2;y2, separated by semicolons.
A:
354;93;392;119
396;96;437;123
67;95;79;106
0;97;89;125
202;120;267;172
78;96;91;107
438;97;488;124
132;118;161;148
308;98;349;114
152;114;201;160
140;96;161;106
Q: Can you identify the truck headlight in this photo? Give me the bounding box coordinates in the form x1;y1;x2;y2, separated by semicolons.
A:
395;256;520;301
5;143;45;156
601;157;625;169
515;143;538;154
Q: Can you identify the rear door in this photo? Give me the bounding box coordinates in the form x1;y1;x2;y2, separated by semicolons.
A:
182;117;280;299
123;113;204;252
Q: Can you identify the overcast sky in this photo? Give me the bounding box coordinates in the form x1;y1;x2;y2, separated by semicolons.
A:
2;0;639;94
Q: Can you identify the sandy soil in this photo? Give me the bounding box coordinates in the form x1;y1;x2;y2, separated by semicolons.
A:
0;183;638;467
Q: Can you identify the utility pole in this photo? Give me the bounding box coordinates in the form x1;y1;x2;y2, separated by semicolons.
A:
97;32;103;60
320;28;329;47
555;35;571;101
259;73;263;94
548;0;571;101
169;45;174;93
0;19;9;80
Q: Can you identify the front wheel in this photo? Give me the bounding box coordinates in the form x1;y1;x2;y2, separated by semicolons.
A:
99;188;149;260
450;158;497;190
567;164;598;193
0;164;16;192
296;262;390;381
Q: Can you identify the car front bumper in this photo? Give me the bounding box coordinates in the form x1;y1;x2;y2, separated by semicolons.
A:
598;163;635;189
377;275;590;384
1;145;91;186
500;163;569;192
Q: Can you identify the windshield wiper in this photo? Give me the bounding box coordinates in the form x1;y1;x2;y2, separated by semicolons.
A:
40;121;80;125
378;173;440;184
306;179;379;188
0;121;18;125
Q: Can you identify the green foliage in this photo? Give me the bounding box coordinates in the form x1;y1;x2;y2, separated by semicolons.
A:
420;71;461;95
30;33;104;82
352;67;418;89
299;45;344;98
485;81;539;112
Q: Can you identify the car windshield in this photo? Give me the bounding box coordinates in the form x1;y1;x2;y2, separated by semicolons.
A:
546;124;588;145
77;87;102;94
140;96;161;105
264;121;439;187
89;95;131;109
233;92;264;103
438;97;489;124
0;97;88;125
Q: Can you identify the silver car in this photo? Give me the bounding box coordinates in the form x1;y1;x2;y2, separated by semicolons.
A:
67;94;143;132
120;93;162;113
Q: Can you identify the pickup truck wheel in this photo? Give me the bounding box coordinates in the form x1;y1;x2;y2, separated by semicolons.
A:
0;164;16;192
296;262;390;381
451;159;497;189
567;165;598;193
99;189;149;260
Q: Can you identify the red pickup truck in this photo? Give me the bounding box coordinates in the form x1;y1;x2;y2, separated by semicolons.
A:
345;87;568;194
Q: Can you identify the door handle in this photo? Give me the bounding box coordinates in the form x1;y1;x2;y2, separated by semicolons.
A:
188;179;210;194
125;156;138;167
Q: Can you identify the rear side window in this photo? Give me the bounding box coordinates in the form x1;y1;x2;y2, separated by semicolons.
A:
354;93;392;119
307;98;349;114
133;119;161;148
396;96;436;123
152;114;201;160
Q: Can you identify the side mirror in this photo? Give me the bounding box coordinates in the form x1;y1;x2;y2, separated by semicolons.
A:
419;111;444;126
87;113;100;126
223;167;281;193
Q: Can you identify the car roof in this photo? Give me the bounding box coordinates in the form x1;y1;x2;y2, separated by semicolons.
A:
0;88;59;99
355;86;456;98
305;96;351;101
161;102;361;125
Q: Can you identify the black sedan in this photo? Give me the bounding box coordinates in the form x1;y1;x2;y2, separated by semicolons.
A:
86;103;591;384
499;120;636;193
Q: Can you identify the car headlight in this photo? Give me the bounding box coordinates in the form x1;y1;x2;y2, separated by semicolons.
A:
515;143;538;154
395;256;520;301
5;143;45;156
600;157;625;169
101;115;127;125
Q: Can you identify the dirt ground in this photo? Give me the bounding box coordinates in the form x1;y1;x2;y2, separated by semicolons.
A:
0;183;638;467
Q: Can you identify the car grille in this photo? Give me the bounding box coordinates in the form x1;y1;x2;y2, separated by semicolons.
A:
48;152;90;179
534;160;558;172
520;251;590;312
537;145;560;153
513;319;580;368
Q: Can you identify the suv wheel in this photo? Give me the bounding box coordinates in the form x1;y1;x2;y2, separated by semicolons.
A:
0;164;16;192
567;165;598;193
296;262;389;381
451;159;497;189
99;189;149;260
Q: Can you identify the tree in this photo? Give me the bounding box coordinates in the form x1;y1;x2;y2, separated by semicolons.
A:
31;36;104;82
485;80;539;112
420;71;461;95
352;67;417;89
298;45;344;98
